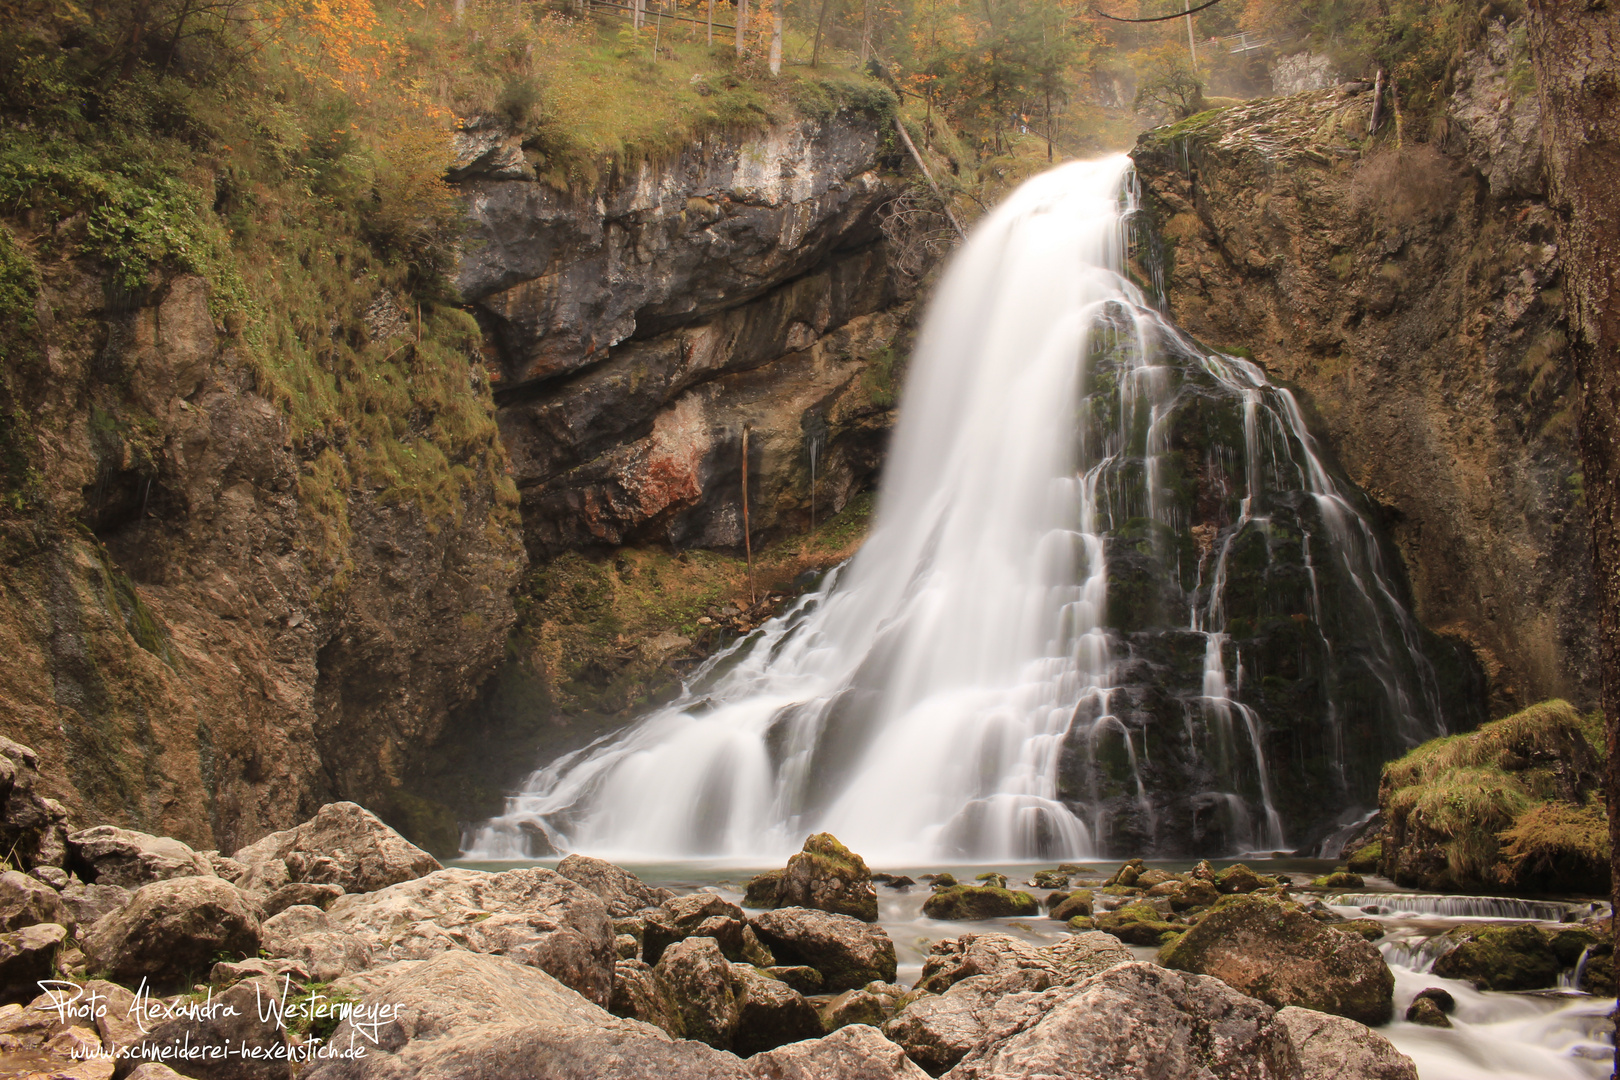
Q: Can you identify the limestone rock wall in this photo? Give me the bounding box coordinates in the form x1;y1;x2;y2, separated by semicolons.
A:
1131;25;1596;712
460;110;912;556
0;265;522;854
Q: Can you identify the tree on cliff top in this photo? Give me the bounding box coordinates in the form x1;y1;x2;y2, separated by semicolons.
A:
1522;0;1620;1069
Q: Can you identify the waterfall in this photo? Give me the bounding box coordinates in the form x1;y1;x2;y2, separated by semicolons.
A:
468;156;1453;864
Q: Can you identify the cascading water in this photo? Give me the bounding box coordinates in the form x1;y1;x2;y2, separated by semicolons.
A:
469;156;1476;864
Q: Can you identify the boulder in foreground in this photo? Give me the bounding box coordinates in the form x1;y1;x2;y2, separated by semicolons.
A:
750;908;897;992
305;950;752;1080
941;961;1300;1079
67;826;214;888
81;876;260;989
1275;1006;1418;1080
1158;896;1394;1026
233;802;441;895
324;866;615;1006
747;1023;928;1079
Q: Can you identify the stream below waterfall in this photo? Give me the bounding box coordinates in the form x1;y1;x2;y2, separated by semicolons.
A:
458;857;1614;1080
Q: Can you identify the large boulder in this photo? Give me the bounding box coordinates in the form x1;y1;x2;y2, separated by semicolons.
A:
921;887;1038;922
915;932;1130;995
59;883;131;930
67;826;214;888
1429;923;1562;991
232;802;441;895
558;854;675;916
81;877;260;990
941;961;1301;1080
261;881;345;919
1275;1006;1418;1080
1158;897;1394;1026
0;870;71;933
0;923;69;1003
888;934;1132;1074
126;975;290;1080
0;738;71;871
751;908;897;992
748;1024;929;1080
655;937;742;1051
304;950;752;1080
259;905;373;982
779;834;879;922
611;958;685;1036
645;894;751;964
731;963;823;1057
324;866;614;1006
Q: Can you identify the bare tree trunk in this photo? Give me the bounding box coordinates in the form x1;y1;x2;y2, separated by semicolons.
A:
735;0;748;55
769;0;783;73
1524;7;1620;1073
812;0;832;66
893;116;965;240
708;0;713;46
860;0;872;66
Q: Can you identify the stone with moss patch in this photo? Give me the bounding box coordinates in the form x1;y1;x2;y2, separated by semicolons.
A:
921;886;1039;921
1158;896;1394;1026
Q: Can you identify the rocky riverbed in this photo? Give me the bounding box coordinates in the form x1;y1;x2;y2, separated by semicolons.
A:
0;733;1610;1079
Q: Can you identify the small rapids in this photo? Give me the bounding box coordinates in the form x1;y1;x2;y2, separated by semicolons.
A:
1331;893;1609;923
469;155;1464;864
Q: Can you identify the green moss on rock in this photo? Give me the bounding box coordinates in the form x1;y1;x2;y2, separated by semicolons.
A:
921;885;1039;921
1379;700;1608;894
1158;897;1394;1026
1430;924;1561;991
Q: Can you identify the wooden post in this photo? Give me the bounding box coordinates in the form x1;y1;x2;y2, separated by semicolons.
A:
741;426;756;604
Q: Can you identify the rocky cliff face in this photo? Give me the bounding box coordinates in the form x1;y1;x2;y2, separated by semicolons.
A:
0;106;911;856
460;110;910;555
1131;22;1596;714
0;262;522;854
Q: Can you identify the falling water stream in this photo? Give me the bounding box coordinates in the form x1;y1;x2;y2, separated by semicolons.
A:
470;156;1459;865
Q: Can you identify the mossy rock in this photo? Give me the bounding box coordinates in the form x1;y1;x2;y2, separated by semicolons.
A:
1158;897;1393;1026
1050;889;1094;921
975;872;1008;889
1430;924;1561;991
1312;872;1364;889
1337;918;1386;942
1346;842;1382;874
920;886;1039;921
1066;916;1096;931
744;869;784;909
1214;864;1274;894
781;833;878;922
1030;870;1071;889
1094;902;1184;946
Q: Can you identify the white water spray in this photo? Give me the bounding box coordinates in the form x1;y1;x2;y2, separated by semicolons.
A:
469;156;1444;864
